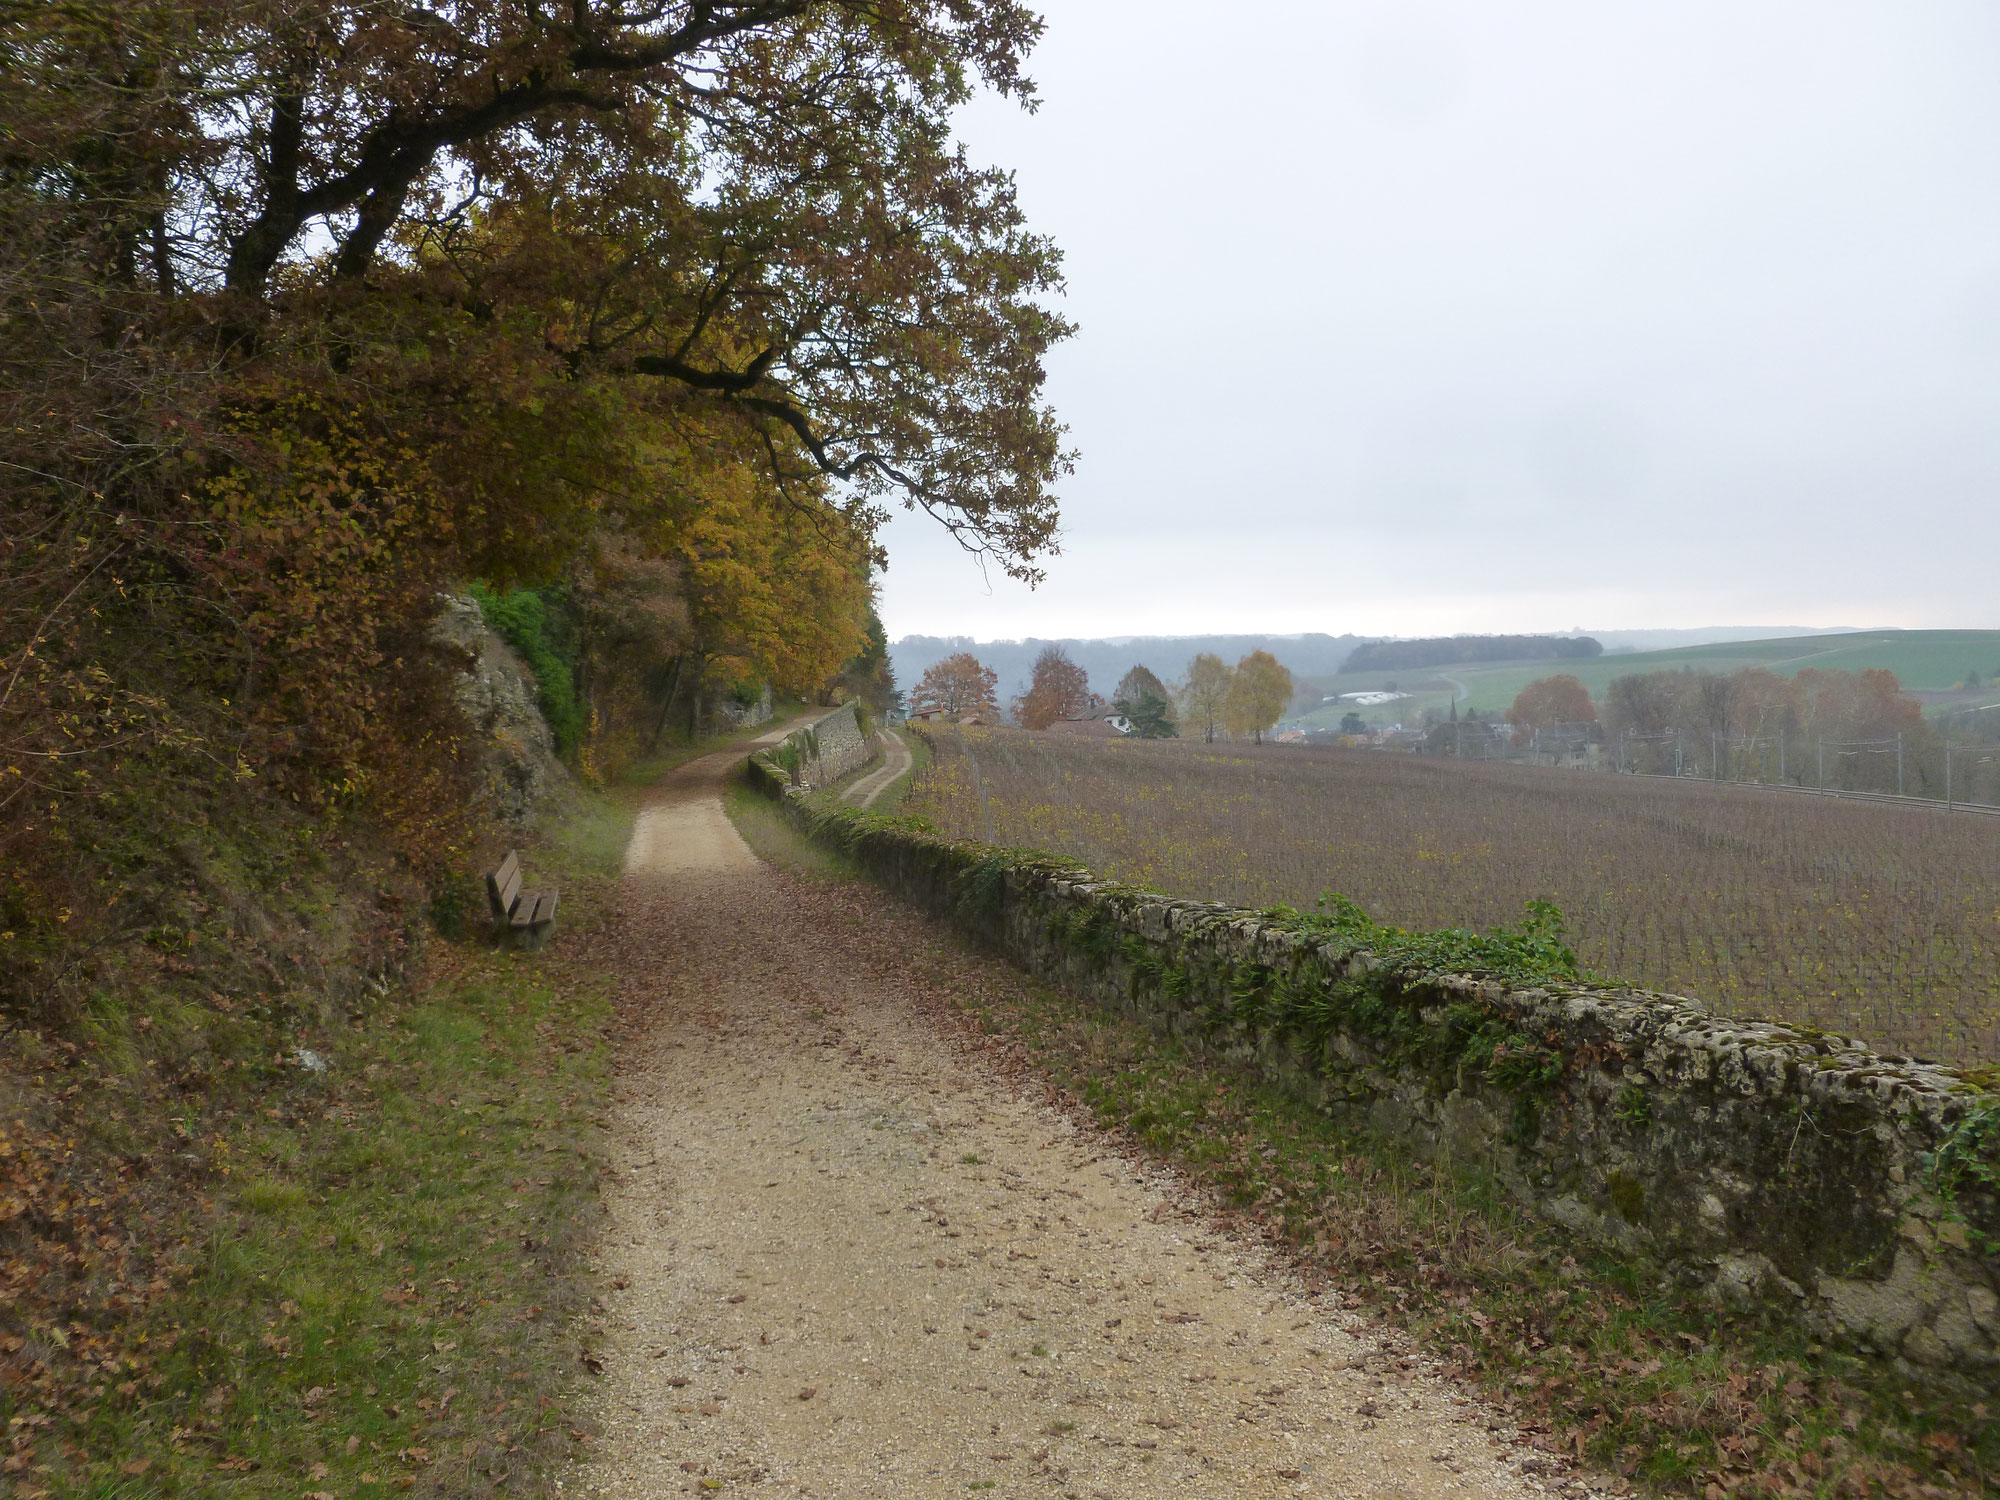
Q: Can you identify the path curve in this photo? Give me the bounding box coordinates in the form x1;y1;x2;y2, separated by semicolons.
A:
588;747;1591;1498
842;728;916;809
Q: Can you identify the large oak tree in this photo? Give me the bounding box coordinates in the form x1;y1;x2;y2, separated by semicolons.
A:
2;0;1072;575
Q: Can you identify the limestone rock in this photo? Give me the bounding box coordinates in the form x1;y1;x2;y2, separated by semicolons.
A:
431;593;572;827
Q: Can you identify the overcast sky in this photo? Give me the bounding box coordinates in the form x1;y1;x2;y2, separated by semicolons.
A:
872;1;2000;641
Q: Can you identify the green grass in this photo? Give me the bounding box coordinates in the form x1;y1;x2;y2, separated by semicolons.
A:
867;727;926;814
16;795;632;1499
1296;629;2000;729
724;777;863;881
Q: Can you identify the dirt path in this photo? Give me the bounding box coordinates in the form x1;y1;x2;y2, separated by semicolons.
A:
841;729;914;809
586;750;1591;1499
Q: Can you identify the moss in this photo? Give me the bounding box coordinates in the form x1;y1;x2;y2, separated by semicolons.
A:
1606;1169;1647;1223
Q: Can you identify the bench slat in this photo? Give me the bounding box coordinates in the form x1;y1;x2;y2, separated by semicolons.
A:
509;889;542;926
534;890;559;925
486;850;522;918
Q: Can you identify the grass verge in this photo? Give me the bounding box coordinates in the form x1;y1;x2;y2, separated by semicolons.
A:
607;703;807;794
739;794;1995;1499
866;727;925;814
725;775;862;882
16;796;629;1499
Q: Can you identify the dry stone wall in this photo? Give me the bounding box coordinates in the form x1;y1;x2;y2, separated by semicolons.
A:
761;702;877;790
746;771;2000;1382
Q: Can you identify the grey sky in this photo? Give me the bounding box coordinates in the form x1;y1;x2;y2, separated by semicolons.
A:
874;1;2000;640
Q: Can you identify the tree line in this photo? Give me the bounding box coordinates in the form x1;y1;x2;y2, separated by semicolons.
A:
1494;667;1953;796
909;647;1297;742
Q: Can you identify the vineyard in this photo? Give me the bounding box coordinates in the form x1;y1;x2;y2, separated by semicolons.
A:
902;727;2000;1065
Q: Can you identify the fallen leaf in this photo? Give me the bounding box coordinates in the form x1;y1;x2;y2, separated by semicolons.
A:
798;1387;817;1401
120;1460;151;1476
726;1293;747;1304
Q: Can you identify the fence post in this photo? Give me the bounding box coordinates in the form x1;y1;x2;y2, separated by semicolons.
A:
1779;736;1786;785
1946;742;1953;810
1896;733;1904;796
1818;739;1825;793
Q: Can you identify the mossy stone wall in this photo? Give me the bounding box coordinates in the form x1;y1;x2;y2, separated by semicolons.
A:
757;703;875;791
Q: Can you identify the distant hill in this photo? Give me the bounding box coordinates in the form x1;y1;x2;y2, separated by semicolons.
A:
1586;625;1864;654
1342;634;1601;673
1296;628;2000;730
888;633;1373;701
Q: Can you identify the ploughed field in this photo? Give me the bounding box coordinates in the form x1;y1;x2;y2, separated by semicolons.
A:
902;727;2000;1066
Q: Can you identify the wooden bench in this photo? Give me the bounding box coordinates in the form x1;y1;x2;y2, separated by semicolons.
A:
484;850;559;949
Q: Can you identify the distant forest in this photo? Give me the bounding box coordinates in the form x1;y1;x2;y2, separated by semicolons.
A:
1342;635;1603;674
891;633;1372;698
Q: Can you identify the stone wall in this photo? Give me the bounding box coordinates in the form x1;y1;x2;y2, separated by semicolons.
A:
757;702;877;791
746;771;2000;1381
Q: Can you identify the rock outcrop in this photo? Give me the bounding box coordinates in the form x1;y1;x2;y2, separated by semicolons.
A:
431;593;571;826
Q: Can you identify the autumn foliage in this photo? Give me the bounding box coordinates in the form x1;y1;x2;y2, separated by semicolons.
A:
910;653;1001;720
0;0;1072;1443
1223;650;1295;743
1011;646;1097;729
1506;674;1597;746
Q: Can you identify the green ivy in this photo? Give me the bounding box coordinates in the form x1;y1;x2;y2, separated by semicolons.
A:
469;583;584;756
1924;1098;2000;1253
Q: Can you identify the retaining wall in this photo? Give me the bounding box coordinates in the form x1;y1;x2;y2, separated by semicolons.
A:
760;702;877;791
747;767;2000;1380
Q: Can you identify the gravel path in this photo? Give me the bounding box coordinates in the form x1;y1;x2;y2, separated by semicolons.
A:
586;749;1596;1499
840;729;914;809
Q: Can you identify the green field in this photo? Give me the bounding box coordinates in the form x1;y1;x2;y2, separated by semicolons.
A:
1295;628;2000;728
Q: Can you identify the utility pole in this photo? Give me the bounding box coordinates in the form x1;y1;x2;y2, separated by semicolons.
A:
1712;731;1720;781
1946;741;1953;810
1896;732;1904;796
1675;728;1684;777
1818;739;1825;794
1778;736;1785;786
